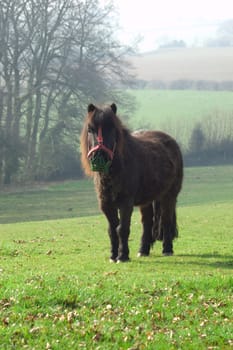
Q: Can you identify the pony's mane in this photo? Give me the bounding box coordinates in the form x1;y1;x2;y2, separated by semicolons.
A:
80;106;126;176
80;111;94;176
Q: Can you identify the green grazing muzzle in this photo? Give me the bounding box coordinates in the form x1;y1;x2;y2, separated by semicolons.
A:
90;152;112;174
87;126;115;174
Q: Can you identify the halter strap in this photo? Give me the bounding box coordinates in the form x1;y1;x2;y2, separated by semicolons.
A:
87;126;115;160
97;126;103;144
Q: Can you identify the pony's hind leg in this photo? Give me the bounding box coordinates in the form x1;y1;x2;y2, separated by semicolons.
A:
160;198;178;256
138;204;153;257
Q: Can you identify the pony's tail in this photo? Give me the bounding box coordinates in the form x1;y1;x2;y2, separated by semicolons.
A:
151;200;178;242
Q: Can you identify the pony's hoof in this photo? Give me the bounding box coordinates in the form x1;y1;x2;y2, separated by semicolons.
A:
163;252;173;256
109;258;116;263
137;252;149;257
116;258;130;263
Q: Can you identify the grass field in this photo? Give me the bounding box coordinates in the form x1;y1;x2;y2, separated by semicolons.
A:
1;166;233;223
0;166;233;349
123;89;233;147
0;180;98;224
125;89;233;140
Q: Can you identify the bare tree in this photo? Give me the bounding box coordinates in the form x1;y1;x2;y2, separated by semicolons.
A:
23;0;71;175
189;123;205;153
0;0;134;184
0;0;31;183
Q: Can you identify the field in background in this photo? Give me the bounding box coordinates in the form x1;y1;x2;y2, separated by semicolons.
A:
0;166;233;224
130;47;233;82
127;90;233;127
124;89;233;146
0;179;98;224
0;165;232;349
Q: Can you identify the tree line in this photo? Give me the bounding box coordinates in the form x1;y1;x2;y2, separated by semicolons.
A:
134;79;233;91
184;111;233;166
0;0;134;184
156;110;233;167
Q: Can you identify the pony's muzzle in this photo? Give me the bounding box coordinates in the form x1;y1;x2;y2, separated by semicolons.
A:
88;149;112;173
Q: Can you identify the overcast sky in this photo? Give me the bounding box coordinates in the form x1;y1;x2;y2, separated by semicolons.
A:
109;0;233;52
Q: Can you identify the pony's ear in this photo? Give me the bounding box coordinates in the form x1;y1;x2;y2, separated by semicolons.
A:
110;103;117;114
88;103;96;113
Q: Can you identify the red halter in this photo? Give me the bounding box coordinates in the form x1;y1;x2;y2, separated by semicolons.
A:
87;126;115;160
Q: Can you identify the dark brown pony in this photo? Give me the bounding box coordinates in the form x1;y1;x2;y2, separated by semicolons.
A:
80;103;183;262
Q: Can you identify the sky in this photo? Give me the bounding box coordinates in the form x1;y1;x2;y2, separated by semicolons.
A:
108;0;233;52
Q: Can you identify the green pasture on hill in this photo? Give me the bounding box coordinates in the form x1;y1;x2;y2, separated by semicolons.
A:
0;166;233;349
0;180;97;224
125;89;233;145
0;166;232;223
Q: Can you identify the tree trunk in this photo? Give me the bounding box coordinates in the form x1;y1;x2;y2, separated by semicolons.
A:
26;88;42;178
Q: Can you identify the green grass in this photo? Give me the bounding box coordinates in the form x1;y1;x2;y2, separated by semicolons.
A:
0;207;232;349
0;180;99;223
1;166;233;223
180;166;233;206
127;90;233;126
125;89;233;145
0;166;233;349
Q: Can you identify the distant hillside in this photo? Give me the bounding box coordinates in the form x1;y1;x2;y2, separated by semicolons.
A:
130;47;233;82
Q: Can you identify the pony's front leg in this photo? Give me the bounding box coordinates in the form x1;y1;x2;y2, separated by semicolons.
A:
138;204;153;257
101;203;119;262
117;203;133;262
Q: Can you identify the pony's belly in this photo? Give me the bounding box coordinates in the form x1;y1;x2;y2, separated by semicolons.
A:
134;194;157;207
133;180;163;206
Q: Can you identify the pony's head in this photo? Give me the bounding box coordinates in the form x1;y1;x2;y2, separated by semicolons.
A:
80;103;124;176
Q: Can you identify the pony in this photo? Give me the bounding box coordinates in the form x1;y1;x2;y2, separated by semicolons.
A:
80;103;183;262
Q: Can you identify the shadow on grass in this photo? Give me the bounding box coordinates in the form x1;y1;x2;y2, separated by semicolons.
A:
0;211;99;224
139;253;233;270
177;254;233;270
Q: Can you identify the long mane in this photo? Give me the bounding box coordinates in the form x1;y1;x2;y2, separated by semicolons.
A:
80;113;92;176
80;107;125;176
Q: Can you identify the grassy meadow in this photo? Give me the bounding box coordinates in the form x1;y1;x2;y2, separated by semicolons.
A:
0;180;98;224
0;166;233;349
124;89;233;147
